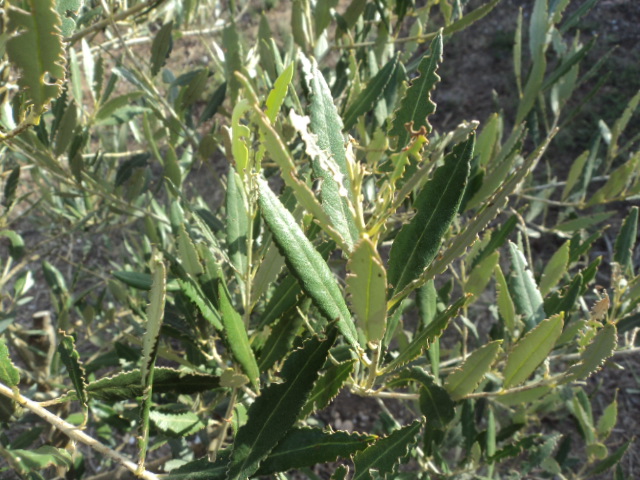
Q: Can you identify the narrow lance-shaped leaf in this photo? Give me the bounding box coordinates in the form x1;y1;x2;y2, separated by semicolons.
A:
342;54;400;131
495;264;516;334
6;0;66;117
346;239;387;344
177;224;203;276
613;206;638;274
388;32;442;151
508;241;545;332
299;53;359;250
265;62;294;123
445;340;502;401
226;166;249;280
539;241;570;296
503;313;564;389
300;359;356;418
352;420;422;480
563;322;617;382
388;134;474;295
218;283;260;390
150;21;173;77
258;178;359;349
57;332;88;412
149;411;205;437
226;330;337;480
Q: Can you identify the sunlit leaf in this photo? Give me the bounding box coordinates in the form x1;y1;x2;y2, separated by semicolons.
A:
445;340;502;400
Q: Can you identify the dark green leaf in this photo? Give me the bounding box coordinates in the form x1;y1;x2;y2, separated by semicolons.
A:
57;332;87;409
300;359;356;418
614;206;638;274
150;21;173;77
2;166;20;209
388;134;474;295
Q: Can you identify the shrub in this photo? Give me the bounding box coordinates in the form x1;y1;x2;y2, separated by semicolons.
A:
0;0;639;478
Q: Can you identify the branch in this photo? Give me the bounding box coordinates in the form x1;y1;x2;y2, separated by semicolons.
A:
0;382;160;480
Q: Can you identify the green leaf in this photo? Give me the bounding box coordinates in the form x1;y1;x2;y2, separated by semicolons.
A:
388;32;442;150
177;224;203;276
352;420;422;480
258;315;302;372
614;206;638;274
3;446;72;475
564;322;617;382
587;152;640;206
0;230;25;260
6;0;66;116
141;254;166;388
149;410;205;437
555;211;613;232
57;332;88;410
300;359;356;418
388;134;474;295
0;338;20;387
223;22;243;102
218;283;260;390
444;340;502;401
539;241;570;296
85;367;220;401
472;216;517;270
442;0;501;37
150;21;173;77
2;166;20;209
258;178;359;349
589;440;631;476
466;251;499;298
508;241;545;331
342;54;400;131
226;166;249;280
55;0;82;37
596;396;617;440
384;295;468;373
265;62;294;123
495;385;551;406
299;54;359;250
226;330;337;480
562;150;589;200
95;91;144;122
503;313;564;388
346;239;387;344
516;53;546;125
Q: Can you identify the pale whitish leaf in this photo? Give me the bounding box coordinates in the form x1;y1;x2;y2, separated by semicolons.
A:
57;332;88;409
508;241;545;332
614;206;638;273
218;283;260;390
226;166;248;278
466;251;499;298
539;241;569;296
226;331;337;480
346;239;387;344
150;410;205;437
141;254;166;387
388;33;442;151
503;313;564;388
388;134;474;295
352;420;422;480
444;340;502;400
0;338;20;387
266;63;294;123
258;178;359;348
299;53;359;250
4;446;72;475
564;323;616;382
6;0;66;115
178;224;203;276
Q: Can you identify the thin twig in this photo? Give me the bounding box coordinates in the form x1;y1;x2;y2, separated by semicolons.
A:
0;382;160;480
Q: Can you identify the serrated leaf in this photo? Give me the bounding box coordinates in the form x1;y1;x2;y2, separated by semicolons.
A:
508;241;545;332
226;330;337;480
150;21;173;76
258;178;359;349
539;241;569;296
0;338;20;387
177;224;203;276
6;0;66;115
388;134;473;295
384;296;468;373
614;206;638;274
218;283;260;390
300;359;356;418
445;340;502;401
403;368;455;429
149;410;205;437
466;251;499;298
226;166;248;279
57;332;87;409
84;367;220;401
564;323;617;382
495;385;551;406
258;315;302;372
495;264;516;333
346;239;387;344
352;420;422;480
503;313;564;388
342;54;399;131
388;32;442;150
299;54;359;250
141;254;166;388
587;152;640;206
